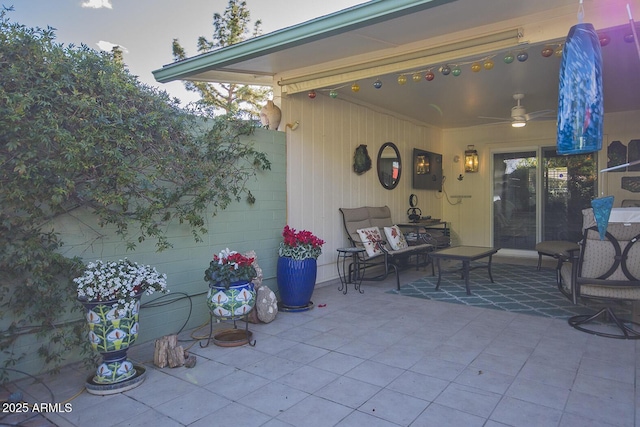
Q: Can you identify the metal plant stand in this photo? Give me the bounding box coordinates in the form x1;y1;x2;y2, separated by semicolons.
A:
200;313;256;348
336;247;366;294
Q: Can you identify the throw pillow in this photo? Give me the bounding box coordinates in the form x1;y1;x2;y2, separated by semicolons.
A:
356;226;383;257
384;225;408;250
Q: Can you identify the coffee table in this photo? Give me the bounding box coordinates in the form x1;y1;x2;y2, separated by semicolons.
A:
429;246;500;295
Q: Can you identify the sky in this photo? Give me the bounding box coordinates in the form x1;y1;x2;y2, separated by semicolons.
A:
8;0;367;105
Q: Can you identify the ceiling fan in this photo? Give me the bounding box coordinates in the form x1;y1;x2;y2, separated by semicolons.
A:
479;93;555;127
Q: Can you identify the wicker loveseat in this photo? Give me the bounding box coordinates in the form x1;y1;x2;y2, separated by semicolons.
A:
339;206;436;290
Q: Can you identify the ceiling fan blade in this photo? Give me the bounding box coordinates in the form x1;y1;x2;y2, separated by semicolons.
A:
478;115;511;121
524;109;555;121
476;119;512;126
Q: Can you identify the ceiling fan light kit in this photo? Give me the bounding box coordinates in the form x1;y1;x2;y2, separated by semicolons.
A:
479;93;554;127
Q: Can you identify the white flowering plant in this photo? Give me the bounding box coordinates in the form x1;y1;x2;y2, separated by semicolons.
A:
74;259;168;312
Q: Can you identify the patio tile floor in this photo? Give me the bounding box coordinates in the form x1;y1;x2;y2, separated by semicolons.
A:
3;260;640;426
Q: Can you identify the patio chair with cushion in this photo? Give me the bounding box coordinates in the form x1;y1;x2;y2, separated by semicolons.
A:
339;206;436;290
559;208;640;339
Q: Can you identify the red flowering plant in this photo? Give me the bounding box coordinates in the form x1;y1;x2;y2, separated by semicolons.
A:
278;226;325;260
204;248;257;289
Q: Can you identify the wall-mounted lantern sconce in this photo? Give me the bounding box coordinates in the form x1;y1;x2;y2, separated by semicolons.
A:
464;145;479;173
416;155;430;175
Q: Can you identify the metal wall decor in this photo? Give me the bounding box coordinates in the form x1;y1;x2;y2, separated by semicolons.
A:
353;144;372;175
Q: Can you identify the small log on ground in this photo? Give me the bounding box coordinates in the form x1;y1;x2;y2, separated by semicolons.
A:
154;334;183;368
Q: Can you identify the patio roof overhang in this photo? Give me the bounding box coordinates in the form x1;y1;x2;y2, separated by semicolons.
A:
152;0;458;86
153;0;640;129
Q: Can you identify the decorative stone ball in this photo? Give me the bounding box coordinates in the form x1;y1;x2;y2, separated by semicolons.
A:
256;286;278;323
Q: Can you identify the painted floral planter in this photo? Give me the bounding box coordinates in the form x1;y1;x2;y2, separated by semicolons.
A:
207;280;256;320
80;295;141;385
276;257;317;309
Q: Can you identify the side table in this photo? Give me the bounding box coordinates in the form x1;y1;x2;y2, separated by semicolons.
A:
429;246;499;295
336;247;366;294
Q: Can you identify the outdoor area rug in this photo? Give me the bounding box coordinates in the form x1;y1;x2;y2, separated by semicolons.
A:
387;263;605;319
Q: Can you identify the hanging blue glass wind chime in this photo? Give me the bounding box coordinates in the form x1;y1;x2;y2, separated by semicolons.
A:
559;2;640;238
556;0;603;156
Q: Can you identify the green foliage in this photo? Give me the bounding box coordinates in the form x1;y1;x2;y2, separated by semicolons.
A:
0;11;271;380
172;0;271;117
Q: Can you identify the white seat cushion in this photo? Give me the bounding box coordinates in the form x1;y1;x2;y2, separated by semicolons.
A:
357;227;383;257
384;225;408;250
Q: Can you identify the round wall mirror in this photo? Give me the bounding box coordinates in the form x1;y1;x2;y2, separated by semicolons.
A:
377;142;401;190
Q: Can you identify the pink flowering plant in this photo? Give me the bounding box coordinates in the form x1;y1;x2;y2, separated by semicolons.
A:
74;259;168;312
278;226;325;260
204;248;257;289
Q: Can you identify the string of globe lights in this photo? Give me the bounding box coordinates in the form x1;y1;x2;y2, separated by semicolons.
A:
305;28;629;99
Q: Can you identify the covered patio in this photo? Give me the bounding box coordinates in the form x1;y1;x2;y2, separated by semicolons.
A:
4;1;640;425
153;0;640;287
4;258;638;426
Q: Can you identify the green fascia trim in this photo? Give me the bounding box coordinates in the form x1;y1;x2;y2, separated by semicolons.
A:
153;0;456;83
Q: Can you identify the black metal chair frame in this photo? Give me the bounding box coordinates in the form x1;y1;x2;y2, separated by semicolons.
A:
561;226;640;339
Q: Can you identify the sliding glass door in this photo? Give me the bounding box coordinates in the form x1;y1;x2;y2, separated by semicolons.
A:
541;148;596;243
493;148;596;250
493;151;537;249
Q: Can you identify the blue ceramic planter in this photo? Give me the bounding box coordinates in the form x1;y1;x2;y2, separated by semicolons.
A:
277;257;317;308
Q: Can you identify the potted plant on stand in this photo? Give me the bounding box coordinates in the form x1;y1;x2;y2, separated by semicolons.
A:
277;226;325;311
75;258;168;394
204;248;257;346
